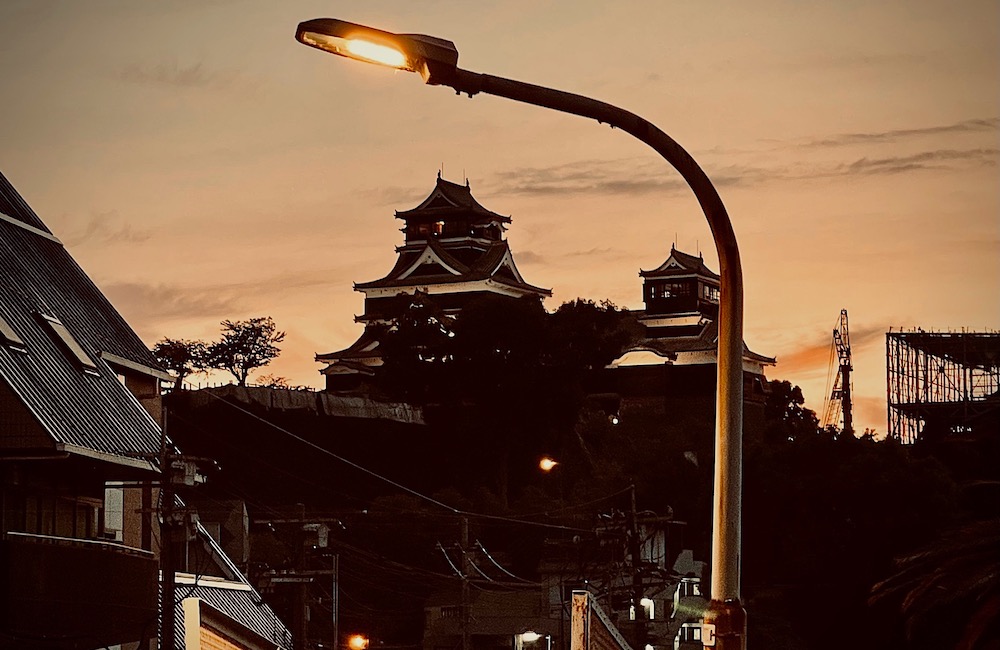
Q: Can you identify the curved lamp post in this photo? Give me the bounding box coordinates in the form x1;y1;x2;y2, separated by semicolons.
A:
295;18;747;650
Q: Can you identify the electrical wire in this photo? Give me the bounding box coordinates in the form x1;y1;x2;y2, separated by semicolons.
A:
201;390;595;533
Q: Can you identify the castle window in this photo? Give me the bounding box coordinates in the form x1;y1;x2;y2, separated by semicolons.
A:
703;285;720;302
649;282;692;299
433;221;445;236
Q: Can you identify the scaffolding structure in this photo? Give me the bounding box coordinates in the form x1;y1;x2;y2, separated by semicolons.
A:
886;331;1000;444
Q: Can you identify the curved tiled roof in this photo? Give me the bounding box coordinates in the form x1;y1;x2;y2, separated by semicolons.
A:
640;245;720;281
395;176;510;224
355;239;550;297
626;318;776;365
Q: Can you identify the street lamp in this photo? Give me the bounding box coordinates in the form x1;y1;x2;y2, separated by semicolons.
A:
295;18;747;649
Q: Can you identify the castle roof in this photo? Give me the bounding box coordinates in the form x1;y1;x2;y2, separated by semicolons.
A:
396;175;510;225
355;237;550;297
640;245;720;282
620;319;776;366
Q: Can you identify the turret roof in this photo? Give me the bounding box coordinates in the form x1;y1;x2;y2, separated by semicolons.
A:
640;245;720;281
625;319;775;365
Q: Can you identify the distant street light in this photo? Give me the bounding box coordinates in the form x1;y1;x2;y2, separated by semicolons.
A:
295;18;747;649
539;457;559;472
348;633;370;650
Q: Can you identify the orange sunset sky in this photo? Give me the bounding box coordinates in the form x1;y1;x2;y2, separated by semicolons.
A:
2;1;997;433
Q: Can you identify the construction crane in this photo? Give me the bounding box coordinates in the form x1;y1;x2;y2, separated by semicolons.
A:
821;309;854;434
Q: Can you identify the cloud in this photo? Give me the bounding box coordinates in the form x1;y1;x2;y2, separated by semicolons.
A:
776;323;885;374
485;145;997;198
360;184;430;208
103;272;348;328
838;148;998;176
488;159;708;197
103;282;242;326
61;211;151;248
119;61;256;92
514;250;546;265
801;118;999;148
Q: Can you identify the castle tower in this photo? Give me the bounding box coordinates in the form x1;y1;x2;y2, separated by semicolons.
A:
316;174;550;391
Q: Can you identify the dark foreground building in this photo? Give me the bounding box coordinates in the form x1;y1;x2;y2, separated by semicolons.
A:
0;171;290;650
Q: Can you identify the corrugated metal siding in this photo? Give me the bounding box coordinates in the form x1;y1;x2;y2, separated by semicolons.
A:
174;584;293;650
0;174;162;462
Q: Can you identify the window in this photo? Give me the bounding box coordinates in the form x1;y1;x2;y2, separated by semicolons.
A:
678;623;702;642
702;285;720;302
649;282;692;300
39;314;97;372
104;487;124;542
0;314;25;349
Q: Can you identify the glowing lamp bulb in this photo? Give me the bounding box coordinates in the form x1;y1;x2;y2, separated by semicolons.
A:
539;457;558;472
521;632;542;643
348;635;369;650
345;39;407;68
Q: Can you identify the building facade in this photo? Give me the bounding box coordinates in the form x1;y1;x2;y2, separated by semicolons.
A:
0;170;291;650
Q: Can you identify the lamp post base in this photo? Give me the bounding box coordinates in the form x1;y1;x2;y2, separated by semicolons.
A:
702;599;747;650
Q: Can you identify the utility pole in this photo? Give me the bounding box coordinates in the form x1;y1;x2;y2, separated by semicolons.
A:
461;517;471;650
332;554;340;650
626;486;647;650
256;514;338;650
155;407;211;650
160;410;176;650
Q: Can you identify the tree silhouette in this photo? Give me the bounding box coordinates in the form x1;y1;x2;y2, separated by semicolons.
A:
206;316;285;386
870;518;1000;650
152;337;208;390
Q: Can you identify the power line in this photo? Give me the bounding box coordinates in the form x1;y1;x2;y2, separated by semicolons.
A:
199;390;597;533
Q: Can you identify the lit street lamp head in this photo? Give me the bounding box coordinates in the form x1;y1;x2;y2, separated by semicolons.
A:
295;18;459;85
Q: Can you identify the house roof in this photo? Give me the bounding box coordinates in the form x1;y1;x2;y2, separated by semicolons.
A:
639;245;721;282
395;175;510;224
0;170;163;468
172;519;293;649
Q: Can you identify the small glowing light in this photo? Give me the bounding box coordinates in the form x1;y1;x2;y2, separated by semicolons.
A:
345;39;407;68
348;634;370;650
539;457;558;472
609;414;620;425
520;632;542;643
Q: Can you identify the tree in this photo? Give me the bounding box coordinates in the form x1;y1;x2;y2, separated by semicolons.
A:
870;518;1000;650
153;337;208;390
206;317;285;386
546;298;642;371
762;379;821;443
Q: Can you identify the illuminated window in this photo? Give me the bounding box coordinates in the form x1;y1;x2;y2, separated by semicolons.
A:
703;285;720;302
40;314;97;372
678;623;702;642
0;314;25;349
649;282;692;300
104;487;124;541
